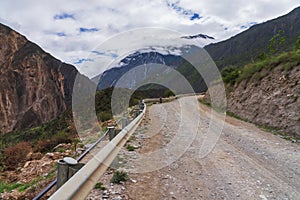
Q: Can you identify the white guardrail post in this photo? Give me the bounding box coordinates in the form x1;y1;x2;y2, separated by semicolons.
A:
48;103;146;200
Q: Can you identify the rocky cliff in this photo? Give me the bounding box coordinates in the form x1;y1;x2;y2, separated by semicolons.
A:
205;63;300;137
0;23;80;133
227;65;300;136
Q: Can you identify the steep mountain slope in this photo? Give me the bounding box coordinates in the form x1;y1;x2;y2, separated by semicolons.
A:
204;6;300;69
94;49;206;93
0;23;83;133
94;51;185;90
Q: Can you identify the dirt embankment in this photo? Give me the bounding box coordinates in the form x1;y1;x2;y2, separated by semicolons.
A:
205;65;300;137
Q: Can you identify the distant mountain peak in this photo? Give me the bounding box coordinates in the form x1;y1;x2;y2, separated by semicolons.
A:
181;33;215;40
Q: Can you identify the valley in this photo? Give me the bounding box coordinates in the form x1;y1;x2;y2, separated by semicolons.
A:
0;4;299;200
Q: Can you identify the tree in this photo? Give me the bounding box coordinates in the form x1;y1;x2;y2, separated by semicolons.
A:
295;36;300;50
268;30;286;55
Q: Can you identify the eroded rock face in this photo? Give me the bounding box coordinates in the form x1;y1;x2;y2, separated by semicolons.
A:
227;66;300;136
0;23;79;133
206;65;300;136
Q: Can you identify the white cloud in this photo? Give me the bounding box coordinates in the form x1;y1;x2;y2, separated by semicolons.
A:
0;0;299;77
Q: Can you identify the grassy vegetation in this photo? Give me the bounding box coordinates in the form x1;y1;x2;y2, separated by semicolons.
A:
257;124;300;143
0;110;75;147
0;85;175;171
110;170;128;184
198;98;225;113
126;144;135;151
94;182;106;190
220;66;241;85
0;109;77;170
221;49;300;85
198;98;211;107
226;111;245;121
0;176;43;193
95;85;175;121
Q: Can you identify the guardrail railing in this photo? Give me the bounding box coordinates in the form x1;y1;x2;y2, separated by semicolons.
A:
48;103;146;200
33;130;110;200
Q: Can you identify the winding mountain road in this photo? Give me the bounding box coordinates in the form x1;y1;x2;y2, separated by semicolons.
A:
123;96;300;200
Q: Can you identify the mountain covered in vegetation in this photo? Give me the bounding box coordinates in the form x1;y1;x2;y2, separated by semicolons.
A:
204;6;300;69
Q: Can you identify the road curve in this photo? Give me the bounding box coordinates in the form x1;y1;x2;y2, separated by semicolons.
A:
123;96;300;200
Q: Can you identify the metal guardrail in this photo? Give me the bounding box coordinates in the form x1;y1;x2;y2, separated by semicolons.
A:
48;103;146;200
33;130;110;200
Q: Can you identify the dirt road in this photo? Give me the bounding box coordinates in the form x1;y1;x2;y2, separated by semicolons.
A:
122;96;300;200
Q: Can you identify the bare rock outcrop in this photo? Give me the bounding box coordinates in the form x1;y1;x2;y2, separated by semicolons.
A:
227;66;300;136
0;23;80;133
205;65;300;136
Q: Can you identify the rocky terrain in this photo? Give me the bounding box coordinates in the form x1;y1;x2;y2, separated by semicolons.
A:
205;64;300;137
227;65;300;136
0;143;77;200
0;23;83;133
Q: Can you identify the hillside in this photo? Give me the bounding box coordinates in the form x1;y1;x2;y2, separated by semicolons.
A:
0;23;87;134
204;6;300;69
205;49;300;137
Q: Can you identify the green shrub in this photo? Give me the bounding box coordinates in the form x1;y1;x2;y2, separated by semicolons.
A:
126;144;135;151
110;171;128;183
94;182;106;190
97;111;112;122
221;66;240;85
295;36;300;50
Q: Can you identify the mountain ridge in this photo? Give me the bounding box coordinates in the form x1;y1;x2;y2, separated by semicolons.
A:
204;6;300;69
95;6;300;93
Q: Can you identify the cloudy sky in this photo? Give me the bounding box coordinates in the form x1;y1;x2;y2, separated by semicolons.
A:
0;0;299;77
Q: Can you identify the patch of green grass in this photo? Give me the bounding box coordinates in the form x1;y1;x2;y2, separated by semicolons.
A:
198;98;211;107
0;182;23;193
221;49;300;85
94;182;106;190
126;144;135;151
198;99;225;113
0;109;76;154
110;170;128;184
258;125;299;142
0;176;43;193
226;111;245;121
45;171;56;180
